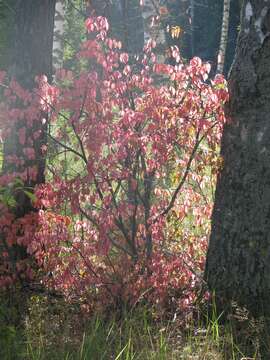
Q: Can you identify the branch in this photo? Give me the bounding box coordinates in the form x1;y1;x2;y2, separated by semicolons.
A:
72;244;117;299
70;89;88;163
79;203;133;257
106;178;135;255
47;132;85;162
153;121;218;223
141;153;155;258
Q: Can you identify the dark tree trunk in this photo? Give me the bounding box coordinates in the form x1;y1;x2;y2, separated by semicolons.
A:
205;0;270;317
166;0;193;60
193;0;240;76
2;1;56;265
8;0;56;89
89;0;144;54
3;0;56;215
0;0;17;69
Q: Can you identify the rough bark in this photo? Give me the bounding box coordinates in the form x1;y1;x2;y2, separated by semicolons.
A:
7;0;56;89
2;0;56;233
205;0;270;317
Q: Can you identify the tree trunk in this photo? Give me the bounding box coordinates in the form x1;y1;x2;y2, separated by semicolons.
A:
193;0;240;75
142;0;167;62
89;0;144;55
53;0;65;70
205;0;270;317
216;0;231;74
2;0;56;261
7;0;56;89
0;0;16;70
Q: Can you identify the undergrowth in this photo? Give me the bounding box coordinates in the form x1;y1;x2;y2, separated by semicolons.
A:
0;290;264;360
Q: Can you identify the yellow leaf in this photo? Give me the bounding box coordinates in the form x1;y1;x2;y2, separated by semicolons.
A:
167;25;183;39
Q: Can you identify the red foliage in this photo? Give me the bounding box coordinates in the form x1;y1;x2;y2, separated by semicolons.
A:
0;16;228;313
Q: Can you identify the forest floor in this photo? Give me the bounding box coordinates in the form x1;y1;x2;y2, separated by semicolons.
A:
0;289;265;360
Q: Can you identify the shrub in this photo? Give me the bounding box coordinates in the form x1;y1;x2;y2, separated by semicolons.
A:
0;16;228;313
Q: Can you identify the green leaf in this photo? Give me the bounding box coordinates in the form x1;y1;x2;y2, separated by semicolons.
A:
23;190;36;202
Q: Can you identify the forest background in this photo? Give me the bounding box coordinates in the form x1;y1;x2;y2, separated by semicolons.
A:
0;1;268;359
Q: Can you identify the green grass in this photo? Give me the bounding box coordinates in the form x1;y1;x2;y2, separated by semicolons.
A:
0;292;265;360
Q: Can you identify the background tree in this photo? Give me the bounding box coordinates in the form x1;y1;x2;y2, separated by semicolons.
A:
1;0;56;281
53;0;65;70
142;0;240;74
216;0;231;74
60;1;241;73
193;0;240;75
88;0;144;55
205;0;270;318
0;1;16;70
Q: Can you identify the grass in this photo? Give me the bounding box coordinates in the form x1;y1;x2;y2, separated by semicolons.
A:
0;291;265;360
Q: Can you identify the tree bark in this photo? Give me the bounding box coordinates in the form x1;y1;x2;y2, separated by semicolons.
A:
53;0;65;70
193;0;240;75
142;0;168;63
89;0;144;55
216;0;231;74
7;0;56;89
2;1;56;260
205;0;270;317
0;0;16;69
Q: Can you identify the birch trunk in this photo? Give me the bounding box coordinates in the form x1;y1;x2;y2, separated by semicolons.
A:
53;0;65;70
141;0;166;62
216;0;231;74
